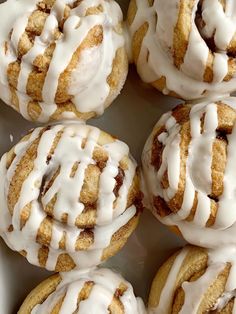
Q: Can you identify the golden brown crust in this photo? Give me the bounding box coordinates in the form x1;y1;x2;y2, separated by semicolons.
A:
173;0;195;69
18;274;62;314
18;268;138;314
2;0;128;122
32;213;140;272
149;246;233;314
149;102;236;228
2;124;142;272
128;0;236;98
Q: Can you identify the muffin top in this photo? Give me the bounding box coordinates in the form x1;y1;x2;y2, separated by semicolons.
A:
19;267;146;314
0;123;141;271
0;0;126;122
142;97;236;248
128;0;236;100
149;245;236;314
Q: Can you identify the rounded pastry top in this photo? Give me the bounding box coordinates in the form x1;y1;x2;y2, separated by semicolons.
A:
0;123;141;271
149;245;236;314
19;267;146;314
0;0;128;122
128;0;236;100
142;97;236;248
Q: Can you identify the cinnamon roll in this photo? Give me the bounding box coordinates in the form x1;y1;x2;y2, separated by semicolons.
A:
128;0;236;100
149;245;236;314
142;97;236;249
18;267;146;314
0;0;128;122
0;123;142;271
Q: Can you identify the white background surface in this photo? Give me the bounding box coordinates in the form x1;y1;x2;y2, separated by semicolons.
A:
0;1;186;312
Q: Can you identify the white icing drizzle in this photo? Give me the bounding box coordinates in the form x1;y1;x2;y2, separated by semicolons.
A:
201;0;236;50
0;0;125;122
31;268;146;314
157;117;181;201
142;97;236;248
149;246;236;314
129;0;236;100
0;123;138;271
180;262;225;314
149;247;189;314
215;122;236;229
212;291;236;312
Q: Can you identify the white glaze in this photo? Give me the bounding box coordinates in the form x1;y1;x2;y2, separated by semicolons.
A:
0;0;125;122
149;246;236;314
179;262;225;313
31;268;146;313
149;247;188;314
142;97;236;248
0;123;138;271
212;291;236;312
129;0;236;100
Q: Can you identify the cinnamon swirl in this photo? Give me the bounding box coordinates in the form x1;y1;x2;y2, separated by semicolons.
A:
142;97;236;248
0;123;142;271
149;245;236;314
0;0;128;122
18;267;146;313
128;0;236;100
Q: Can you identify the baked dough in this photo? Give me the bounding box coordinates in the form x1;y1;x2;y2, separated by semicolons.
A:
0;0;128;122
0;123;142;271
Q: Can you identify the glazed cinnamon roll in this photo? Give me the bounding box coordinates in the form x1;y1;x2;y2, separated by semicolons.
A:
149;245;236;314
0;123;142;271
128;0;236;100
142;97;236;249
18;267;146;314
0;0;128;122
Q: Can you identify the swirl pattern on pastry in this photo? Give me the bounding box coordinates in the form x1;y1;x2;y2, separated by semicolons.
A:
0;123;141;271
128;0;236;100
149;245;236;314
142;98;236;248
18;267;146;314
0;0;128;122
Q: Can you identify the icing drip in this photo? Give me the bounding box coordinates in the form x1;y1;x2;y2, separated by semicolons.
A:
211;291;236;312
31;268;146;314
149;246;236;314
0;0;125;122
0;123;138;270
142;97;236;248
149;247;189;314
129;0;236;100
179;262;225;313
